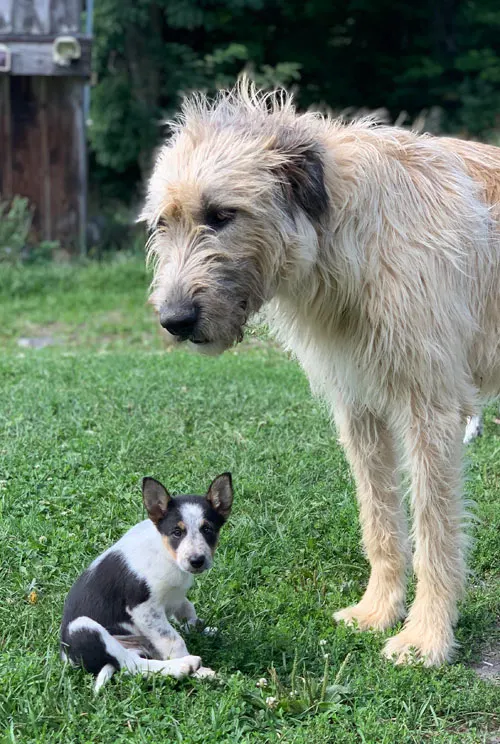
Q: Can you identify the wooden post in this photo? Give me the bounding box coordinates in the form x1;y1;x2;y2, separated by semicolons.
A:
0;0;91;256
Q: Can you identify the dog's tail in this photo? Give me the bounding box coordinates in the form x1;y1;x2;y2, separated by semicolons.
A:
94;663;116;692
63;616;201;692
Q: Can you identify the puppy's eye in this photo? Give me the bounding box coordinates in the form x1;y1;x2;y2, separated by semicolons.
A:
204;207;236;231
172;527;183;538
200;524;213;536
157;216;168;230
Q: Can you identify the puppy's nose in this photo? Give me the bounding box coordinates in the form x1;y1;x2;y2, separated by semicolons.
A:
189;555;205;570
159;302;199;339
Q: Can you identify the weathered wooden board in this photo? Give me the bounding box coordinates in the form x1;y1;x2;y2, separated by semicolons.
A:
0;0;88;254
3;38;91;76
0;75;86;253
0;0;81;35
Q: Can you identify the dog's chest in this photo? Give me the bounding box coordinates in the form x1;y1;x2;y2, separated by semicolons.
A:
270;300;392;413
150;562;193;611
105;520;193;608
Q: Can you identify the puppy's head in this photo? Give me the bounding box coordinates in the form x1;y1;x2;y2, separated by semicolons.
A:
142;473;233;574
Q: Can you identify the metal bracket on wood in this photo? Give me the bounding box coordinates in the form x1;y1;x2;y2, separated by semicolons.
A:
52;36;81;67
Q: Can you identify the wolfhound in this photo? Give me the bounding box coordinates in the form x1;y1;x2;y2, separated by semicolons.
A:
140;80;500;666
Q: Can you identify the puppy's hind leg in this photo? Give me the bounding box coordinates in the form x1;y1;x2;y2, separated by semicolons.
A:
125;655;202;679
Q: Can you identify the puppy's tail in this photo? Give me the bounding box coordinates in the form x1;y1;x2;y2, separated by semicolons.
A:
94;663;116;693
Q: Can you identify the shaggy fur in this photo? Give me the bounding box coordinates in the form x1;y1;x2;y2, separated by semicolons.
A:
141;80;500;666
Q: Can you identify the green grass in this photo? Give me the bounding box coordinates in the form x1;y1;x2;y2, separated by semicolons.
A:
0;257;498;743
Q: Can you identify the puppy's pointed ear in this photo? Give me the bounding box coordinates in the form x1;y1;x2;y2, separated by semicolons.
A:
142;477;171;524
206;473;233;520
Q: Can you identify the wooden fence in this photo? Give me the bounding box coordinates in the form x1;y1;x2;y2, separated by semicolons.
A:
0;0;91;255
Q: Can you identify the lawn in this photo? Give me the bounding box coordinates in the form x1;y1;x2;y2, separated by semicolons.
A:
0;257;498;743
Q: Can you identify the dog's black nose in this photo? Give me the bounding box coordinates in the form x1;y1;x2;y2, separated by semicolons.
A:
159;303;199;339
189;555;205;570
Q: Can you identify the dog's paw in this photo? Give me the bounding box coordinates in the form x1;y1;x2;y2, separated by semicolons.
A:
334;602;405;632
165;637;190;659
202;626;218;637
464;415;483;444
169;655;202;679
192;666;217;679
382;628;454;667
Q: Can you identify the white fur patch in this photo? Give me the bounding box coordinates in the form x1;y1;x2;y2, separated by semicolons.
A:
175;502;214;573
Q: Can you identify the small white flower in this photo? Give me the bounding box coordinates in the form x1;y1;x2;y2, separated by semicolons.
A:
39;536;47;544
266;696;278;709
323;653;329;660
319;639;327;647
256;678;268;688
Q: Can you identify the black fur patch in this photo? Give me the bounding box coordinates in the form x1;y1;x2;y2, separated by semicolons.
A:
271;129;329;222
286;147;328;222
65;628;118;675
61;551;150;647
157;495;225;550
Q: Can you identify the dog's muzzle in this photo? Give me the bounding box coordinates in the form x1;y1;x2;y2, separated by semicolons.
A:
159;301;201;342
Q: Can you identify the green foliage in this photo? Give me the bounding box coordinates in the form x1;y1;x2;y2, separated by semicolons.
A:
0;197;58;266
89;0;500;198
0;197;32;265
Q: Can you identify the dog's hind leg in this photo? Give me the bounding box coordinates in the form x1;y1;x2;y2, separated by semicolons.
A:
123;655;202;679
383;404;465;666
333;401;409;631
67;617;201;690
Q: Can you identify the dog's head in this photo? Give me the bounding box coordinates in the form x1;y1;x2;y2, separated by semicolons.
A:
140;80;329;354
142;473;233;574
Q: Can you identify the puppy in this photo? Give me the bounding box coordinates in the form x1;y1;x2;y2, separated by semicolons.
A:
61;473;233;691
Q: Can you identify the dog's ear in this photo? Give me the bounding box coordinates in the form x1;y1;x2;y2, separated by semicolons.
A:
270;132;328;222
142;477;171;524
206;472;233;520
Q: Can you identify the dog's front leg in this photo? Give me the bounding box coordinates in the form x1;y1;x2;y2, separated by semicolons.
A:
383;404;465;666
333;400;409;631
174;600;217;636
130;604;189;660
174;599;201;630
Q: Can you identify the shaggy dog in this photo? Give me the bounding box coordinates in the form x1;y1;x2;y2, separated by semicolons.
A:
140;80;500;666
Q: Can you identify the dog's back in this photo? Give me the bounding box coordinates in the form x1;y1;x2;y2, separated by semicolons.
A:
60;521;158;679
61;547;151;671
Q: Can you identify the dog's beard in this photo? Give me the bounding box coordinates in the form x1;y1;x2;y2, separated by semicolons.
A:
188;335;240;356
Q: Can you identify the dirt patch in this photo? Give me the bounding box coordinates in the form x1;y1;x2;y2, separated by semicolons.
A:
471;632;500;684
17;335;58;349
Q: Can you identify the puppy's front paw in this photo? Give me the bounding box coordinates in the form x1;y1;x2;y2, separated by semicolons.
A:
178;655;202;676
202;626;218;637
165;637;189;660
192;666;216;679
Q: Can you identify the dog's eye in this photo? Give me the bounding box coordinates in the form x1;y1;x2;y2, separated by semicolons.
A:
200;524;213;536
172;527;183;538
204;207;236;231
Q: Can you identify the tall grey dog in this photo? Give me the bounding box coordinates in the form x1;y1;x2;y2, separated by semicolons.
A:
141;80;500;666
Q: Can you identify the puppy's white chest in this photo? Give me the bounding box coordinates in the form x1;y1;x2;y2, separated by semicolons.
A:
154;565;193;609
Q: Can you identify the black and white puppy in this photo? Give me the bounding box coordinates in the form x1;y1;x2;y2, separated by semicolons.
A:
61;473;233;691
